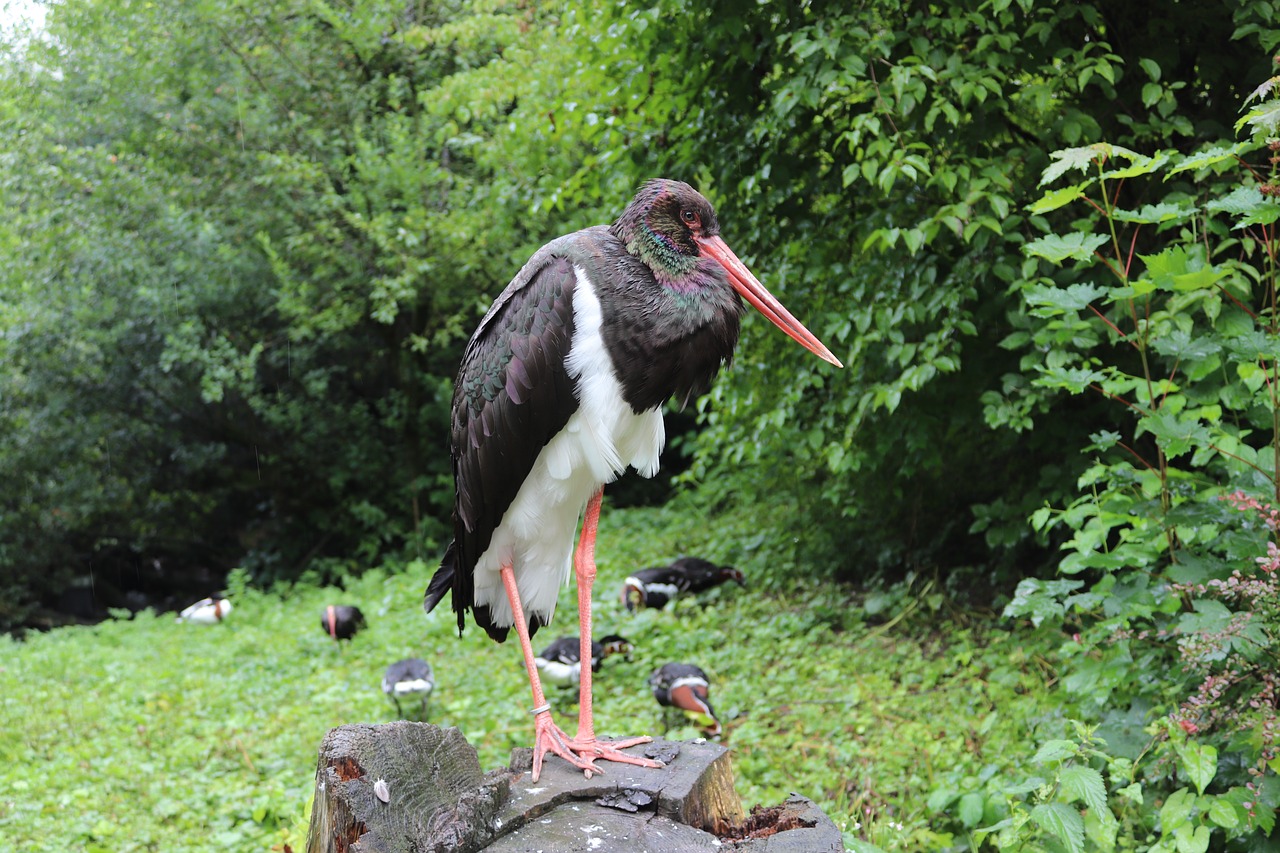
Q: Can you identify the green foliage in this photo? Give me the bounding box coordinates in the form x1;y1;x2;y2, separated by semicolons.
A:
0;501;1058;851
994;70;1280;851
601;0;1280;584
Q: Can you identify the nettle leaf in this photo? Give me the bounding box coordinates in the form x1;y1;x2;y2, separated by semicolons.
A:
1245;75;1280;105
1060;766;1108;815
1112;201;1196;225
1205;185;1266;216
1028;182;1093;214
1032;739;1080;764
1031;802;1085;853
1025;232;1109;263
1023;281;1108;314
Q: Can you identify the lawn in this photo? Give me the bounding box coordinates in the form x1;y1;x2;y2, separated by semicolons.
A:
0;499;1058;851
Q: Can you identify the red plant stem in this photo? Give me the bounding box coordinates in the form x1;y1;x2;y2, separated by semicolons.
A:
1123;225;1142;279
1089;383;1148;415
1117;440;1158;473
1089;304;1133;343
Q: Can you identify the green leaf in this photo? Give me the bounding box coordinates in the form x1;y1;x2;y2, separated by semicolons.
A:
1100;150;1170;181
1149;330;1221;362
1175;740;1218;795
1027;183;1092;214
1160;788;1195;830
958;792;986;828
1060;766;1108;815
1207;797;1239;829
1023;281;1108;314
1112;201;1196;224
1040;145;1107;186
1137;410;1211;458
1173;822;1211;853
1139;57;1162;81
1031;802;1085;853
1024;232;1110;263
1236;98;1280;135
1168;144;1250;176
1034;366;1107;394
1031;739;1079;764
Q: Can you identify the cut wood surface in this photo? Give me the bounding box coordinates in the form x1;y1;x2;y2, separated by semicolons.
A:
305;722;842;853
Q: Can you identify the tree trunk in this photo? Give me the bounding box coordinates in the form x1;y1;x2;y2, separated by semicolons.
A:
305;723;842;853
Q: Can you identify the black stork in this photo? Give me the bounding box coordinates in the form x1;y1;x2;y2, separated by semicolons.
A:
321;605;365;642
622;556;746;611
424;178;841;782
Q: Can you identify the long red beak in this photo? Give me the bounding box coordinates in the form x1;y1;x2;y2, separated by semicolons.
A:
698;236;843;368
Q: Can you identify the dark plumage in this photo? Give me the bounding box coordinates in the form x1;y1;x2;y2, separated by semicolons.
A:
321;605;365;641
535;633;634;687
381;658;435;719
420;179;839;782
649;663;721;737
622;556;746;611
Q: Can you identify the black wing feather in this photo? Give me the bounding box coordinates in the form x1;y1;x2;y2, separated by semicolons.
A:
424;251;581;642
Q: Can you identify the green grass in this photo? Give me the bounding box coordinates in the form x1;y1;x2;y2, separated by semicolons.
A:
0;499;1060;851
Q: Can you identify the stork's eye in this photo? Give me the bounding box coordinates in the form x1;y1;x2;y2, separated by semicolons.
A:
681;209;700;227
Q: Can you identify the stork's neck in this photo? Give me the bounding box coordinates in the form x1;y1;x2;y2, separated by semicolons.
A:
611;212;707;292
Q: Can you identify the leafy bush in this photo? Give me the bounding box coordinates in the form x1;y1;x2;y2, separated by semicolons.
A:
995;71;1280;852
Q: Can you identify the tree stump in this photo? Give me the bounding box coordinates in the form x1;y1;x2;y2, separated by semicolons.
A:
306;723;843;853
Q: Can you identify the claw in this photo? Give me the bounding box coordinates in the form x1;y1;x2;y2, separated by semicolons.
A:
529;712;663;781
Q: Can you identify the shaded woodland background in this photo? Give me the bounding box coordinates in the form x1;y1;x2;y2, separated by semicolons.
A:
0;0;1274;617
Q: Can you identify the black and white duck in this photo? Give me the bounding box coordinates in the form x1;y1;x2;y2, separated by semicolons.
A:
622;557;745;611
381;658;435;718
648;662;722;737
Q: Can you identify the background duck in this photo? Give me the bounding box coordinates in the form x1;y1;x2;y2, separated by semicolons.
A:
176;597;232;624
648;662;722;737
381;658;435;719
534;633;633;688
622;556;745;611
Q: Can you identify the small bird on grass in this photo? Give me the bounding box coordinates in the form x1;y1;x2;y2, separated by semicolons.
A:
534;633;634;688
622;556;745;611
176;597;232;624
321;605;365;642
649;663;722;737
381;658;435;719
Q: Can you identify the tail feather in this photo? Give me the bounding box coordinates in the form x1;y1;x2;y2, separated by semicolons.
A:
424;542;467;635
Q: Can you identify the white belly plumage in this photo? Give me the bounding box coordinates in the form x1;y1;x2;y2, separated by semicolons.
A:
471;265;665;630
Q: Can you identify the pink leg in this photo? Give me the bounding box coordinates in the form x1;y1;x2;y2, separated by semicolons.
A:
569;489;661;773
500;562;599;782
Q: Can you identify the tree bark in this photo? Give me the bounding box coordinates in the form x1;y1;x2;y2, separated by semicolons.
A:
305;723;842;853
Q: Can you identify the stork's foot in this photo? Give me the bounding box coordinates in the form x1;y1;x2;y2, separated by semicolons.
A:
530;712;663;782
573;734;663;777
